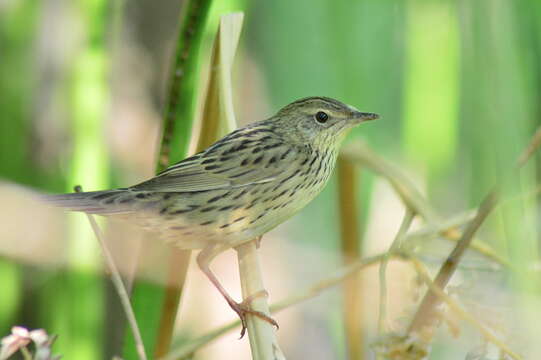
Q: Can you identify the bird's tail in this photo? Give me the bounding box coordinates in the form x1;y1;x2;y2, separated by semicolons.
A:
41;189;137;215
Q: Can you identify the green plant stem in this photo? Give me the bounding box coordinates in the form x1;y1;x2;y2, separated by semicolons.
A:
158;0;213;170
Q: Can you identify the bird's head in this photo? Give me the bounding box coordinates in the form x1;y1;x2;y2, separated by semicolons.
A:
273;96;379;151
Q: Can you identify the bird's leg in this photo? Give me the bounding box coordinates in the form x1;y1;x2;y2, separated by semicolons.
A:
197;244;278;338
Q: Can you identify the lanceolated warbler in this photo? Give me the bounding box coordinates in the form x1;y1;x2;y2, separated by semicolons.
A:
44;96;379;335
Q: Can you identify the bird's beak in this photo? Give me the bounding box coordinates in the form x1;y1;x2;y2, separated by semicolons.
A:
351;111;380;123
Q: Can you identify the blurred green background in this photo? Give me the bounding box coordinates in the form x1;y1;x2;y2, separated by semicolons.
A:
1;0;540;359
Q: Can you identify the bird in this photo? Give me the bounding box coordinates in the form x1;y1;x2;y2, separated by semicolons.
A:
43;96;379;337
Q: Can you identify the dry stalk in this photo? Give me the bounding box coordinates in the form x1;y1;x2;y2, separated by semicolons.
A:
407;190;499;335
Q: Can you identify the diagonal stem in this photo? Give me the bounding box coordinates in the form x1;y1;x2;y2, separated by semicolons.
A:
409;257;521;360
75;186;147;360
407;190;499;334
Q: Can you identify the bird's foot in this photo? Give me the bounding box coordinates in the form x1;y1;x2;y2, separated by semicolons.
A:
229;290;279;339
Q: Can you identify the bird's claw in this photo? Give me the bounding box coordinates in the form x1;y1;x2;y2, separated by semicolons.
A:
230;290;279;339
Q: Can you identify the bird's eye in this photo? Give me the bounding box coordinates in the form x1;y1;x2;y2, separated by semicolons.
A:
315;111;329;124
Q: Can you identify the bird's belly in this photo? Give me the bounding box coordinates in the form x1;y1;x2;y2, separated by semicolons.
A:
157;176;329;249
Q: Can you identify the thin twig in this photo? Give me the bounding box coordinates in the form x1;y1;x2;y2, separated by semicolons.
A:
517;125;541;168
378;209;415;334
341;141;437;223
405;209;476;242
162;252;406;359
409;257;521;360
405;208;509;267
408;190;499;335
75;186;147;360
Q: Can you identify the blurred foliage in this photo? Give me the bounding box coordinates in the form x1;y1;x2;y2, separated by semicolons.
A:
1;0;541;359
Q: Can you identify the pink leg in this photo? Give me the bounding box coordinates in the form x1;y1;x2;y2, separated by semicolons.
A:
196;243;278;338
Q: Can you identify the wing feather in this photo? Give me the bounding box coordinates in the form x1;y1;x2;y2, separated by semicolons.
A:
133;124;295;193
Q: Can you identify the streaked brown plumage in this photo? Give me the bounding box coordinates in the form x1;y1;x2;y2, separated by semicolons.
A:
44;96;379;335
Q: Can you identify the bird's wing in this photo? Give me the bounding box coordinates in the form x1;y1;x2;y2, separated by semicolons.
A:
133;125;297;193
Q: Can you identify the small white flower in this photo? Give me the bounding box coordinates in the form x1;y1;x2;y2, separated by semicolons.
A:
0;326;32;360
29;329;49;346
0;327;55;360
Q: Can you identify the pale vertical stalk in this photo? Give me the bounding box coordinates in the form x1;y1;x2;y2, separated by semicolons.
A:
236;242;285;360
377;210;414;338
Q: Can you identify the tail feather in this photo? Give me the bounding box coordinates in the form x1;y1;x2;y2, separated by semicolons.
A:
41;189;136;215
